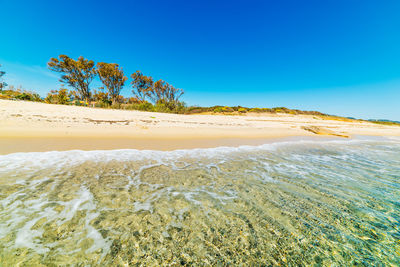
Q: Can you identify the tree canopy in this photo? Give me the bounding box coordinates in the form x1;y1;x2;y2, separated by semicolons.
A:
131;71;154;102
131;71;183;107
46;54;184;110
0;64;7;91
48;55;96;102
151;79;184;109
97;62;128;104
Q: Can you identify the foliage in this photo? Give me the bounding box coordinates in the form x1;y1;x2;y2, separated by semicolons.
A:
97;62;127;104
48;55;96;102
238;107;247;113
222;106;234;112
150;80;184;108
15;92;33;101
45;88;71;104
131;71;154;102
0;86;42;102
213;106;223;113
184;106;211;114
368;120;400;126
127;97;142;104
121;102;154;111
136;102;155;111
131;70;184;112
249;108;263;113
0;64;7;91
92;88;111;106
4;54;339;118
213;106;234;113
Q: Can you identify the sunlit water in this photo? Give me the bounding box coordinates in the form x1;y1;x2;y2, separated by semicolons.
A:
0;137;399;265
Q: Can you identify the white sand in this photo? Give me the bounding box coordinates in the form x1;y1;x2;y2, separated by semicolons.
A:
1;99;399;153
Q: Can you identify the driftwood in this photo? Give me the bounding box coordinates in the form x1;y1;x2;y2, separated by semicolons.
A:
301;126;350;138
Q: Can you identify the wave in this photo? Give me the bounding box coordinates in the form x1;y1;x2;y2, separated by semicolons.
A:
0;135;399;265
0;136;397;174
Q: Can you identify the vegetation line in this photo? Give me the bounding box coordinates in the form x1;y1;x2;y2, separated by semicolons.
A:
0;60;399;126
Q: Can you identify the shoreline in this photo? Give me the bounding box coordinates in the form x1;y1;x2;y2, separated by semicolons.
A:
1;99;400;154
0;135;339;155
0;135;395;156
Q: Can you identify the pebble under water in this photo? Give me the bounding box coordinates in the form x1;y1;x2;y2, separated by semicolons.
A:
0;137;399;265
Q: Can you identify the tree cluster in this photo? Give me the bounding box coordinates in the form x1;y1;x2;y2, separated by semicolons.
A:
0;64;8;91
48;55;184;108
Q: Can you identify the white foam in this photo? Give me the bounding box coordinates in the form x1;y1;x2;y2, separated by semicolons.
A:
0;185;112;258
0;137;384;175
85;211;112;258
386;135;400;142
57;186;94;224
134;201;153;213
14;216;49;254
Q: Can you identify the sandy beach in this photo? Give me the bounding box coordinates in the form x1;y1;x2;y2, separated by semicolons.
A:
1;99;399;154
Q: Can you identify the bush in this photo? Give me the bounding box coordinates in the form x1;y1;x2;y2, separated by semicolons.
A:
262;108;274;113
213;106;234;113
154;103;169;113
1;88;43;102
272;107;290;113
15;92;33;101
123;102;155;112
185;106;211;114
238;107;247;113
111;103;122;109
94;101;111;108
45;89;70;104
74;100;87;106
222;106;234;112
249;108;263;113
138;102;154;111
174;101;187;114
213;106;223;113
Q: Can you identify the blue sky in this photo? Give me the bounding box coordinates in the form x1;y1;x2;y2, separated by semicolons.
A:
1;0;400;120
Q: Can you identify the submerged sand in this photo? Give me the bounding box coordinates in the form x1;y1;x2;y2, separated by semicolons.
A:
1;99;399;154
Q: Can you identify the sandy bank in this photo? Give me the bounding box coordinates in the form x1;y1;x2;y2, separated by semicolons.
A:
1;100;399;154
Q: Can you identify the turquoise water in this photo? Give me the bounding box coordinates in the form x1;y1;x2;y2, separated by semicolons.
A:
0;137;399;265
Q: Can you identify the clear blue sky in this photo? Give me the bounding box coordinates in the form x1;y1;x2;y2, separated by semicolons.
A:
1;0;400;120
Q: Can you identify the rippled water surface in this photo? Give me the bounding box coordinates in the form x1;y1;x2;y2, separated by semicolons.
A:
0;138;399;265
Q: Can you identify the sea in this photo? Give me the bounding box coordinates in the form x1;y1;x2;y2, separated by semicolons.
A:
0;137;399;265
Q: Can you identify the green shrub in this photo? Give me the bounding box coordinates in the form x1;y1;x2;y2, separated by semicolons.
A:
213;106;223;113
15;92;33;101
249;108;263;113
272;107;289;113
138;102;154;111
174;101;187;114
238;107;247;113
94;101;111;108
221;106;234;112
31;93;42;102
0;88;43;102
111;103;122;109
154;103;169;113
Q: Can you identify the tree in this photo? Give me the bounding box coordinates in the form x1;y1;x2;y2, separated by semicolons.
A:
149;79;184;109
92;87;111;106
48;55;96;102
131;70;154;102
0;64;7;92
45;88;70;104
97;62;127;104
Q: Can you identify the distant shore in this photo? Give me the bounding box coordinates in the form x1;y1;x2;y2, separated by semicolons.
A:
1;99;399;154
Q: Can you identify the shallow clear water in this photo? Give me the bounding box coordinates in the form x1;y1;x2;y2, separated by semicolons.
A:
0;137;399;265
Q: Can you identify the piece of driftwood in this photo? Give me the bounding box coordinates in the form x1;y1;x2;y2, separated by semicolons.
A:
301;126;350;138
